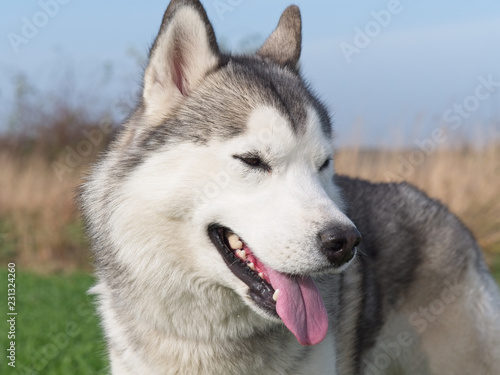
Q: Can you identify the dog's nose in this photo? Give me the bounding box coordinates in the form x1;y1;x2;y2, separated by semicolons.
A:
319;226;361;266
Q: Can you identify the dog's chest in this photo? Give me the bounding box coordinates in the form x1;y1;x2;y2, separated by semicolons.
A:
293;335;337;375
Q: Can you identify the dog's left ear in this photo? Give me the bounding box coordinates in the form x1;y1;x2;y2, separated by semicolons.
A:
257;5;302;70
143;0;220;117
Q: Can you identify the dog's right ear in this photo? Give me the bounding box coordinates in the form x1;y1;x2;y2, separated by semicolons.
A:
257;5;302;70
143;0;220;118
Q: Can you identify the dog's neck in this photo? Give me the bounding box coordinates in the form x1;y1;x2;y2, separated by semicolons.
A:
100;278;330;374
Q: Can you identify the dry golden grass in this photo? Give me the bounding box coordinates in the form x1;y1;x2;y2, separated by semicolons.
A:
0;152;86;271
1;139;499;271
335;141;500;256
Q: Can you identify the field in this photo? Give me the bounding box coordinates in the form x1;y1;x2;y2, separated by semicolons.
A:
1;138;499;271
0;270;108;374
1;268;500;374
0;85;499;374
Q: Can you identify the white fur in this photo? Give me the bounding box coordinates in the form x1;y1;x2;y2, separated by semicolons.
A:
89;104;352;373
82;2;500;373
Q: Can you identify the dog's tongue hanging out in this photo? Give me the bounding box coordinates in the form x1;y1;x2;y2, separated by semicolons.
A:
261;264;329;345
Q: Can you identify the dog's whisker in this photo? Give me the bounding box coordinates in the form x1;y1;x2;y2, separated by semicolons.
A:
356;249;369;258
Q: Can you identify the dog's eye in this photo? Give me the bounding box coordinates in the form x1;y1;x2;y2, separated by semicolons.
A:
242;157;261;167
319;158;331;172
233;155;271;172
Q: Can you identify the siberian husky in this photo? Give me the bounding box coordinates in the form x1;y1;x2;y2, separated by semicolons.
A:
80;0;500;373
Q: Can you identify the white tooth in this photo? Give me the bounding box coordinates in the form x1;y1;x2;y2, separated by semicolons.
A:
258;272;264;279
235;249;247;261
247;262;255;271
273;289;280;301
227;233;243;250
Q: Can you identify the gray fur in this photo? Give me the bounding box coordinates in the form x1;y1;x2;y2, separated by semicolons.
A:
257;5;302;70
80;1;500;374
334;176;498;373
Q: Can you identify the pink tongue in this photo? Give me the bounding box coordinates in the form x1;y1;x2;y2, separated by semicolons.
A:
263;266;328;346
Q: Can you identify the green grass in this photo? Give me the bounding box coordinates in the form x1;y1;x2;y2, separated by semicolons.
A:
0;269;108;375
0;263;498;375
491;254;500;284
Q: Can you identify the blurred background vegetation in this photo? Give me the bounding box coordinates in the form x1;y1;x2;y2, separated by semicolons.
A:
1;65;499;274
0;53;499;375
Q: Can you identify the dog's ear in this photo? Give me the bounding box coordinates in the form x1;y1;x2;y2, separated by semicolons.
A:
257;5;302;70
143;0;219;117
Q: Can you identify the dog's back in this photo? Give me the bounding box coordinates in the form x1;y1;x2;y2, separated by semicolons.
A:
333;176;500;373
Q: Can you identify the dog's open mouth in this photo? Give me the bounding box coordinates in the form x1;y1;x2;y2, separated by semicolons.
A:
208;225;278;315
208;224;329;346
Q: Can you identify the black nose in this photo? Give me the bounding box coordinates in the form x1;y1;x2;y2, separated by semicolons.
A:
319;225;361;267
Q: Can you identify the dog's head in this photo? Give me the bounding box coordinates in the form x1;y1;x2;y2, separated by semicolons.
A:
86;0;360;346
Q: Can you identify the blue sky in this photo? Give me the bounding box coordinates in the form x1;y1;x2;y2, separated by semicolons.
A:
1;0;500;146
